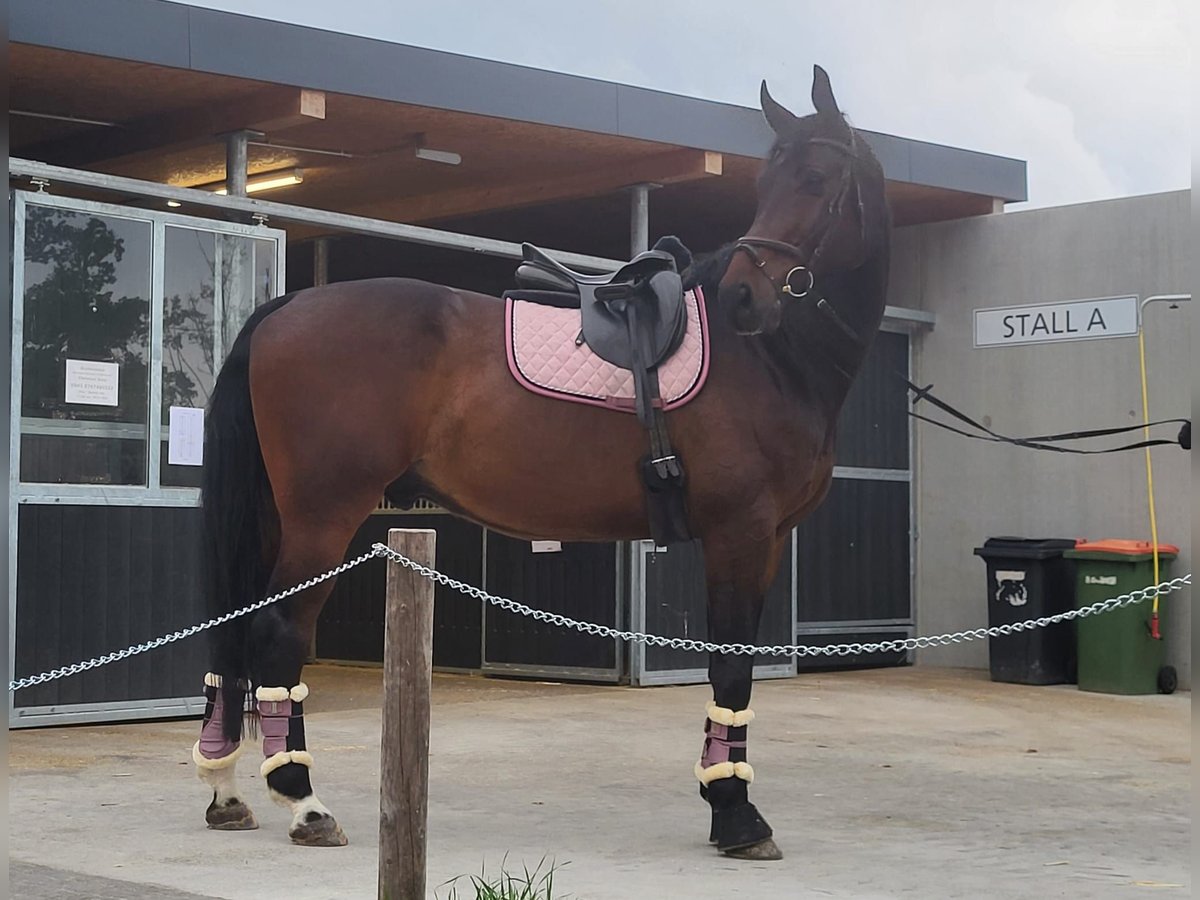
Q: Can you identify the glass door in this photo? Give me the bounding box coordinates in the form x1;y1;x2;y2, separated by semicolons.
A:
10;190;286;727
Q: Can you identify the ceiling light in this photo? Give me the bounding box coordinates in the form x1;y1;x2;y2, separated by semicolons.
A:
210;168;305;195
415;147;461;166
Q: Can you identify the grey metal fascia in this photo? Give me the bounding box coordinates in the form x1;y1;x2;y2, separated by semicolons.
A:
184;5;624;135
12;0;192;68
906;137;1028;203
13;0;1027;201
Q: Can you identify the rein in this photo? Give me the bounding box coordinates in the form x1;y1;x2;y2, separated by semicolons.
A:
732;132;866;348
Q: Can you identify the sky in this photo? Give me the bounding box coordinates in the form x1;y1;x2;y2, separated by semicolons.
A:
181;0;1189;210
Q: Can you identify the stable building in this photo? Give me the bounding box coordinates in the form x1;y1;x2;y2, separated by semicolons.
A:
16;0;1181;730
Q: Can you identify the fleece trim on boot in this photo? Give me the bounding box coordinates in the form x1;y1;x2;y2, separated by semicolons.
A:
705;701;755;728
694;760;754;785
192;740;244;771
261;750;315;779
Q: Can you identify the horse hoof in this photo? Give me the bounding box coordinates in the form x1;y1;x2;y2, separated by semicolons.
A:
289;814;348;847
206;800;259;831
722;838;784;861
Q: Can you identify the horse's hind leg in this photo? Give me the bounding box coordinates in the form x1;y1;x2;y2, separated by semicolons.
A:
250;602;341;846
697;528;786;860
194;674;257;830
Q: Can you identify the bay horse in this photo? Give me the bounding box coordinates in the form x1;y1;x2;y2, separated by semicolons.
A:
192;64;891;861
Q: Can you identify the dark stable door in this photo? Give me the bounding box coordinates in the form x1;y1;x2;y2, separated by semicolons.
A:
482;534;620;680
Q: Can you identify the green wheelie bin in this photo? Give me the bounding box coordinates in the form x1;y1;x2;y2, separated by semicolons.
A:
1063;539;1179;695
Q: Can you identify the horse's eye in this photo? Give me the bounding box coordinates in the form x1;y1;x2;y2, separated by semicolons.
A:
798;169;827;196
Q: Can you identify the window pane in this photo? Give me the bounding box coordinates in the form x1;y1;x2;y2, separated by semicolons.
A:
160;231;277;487
217;234;273;354
161;227;216;488
20;205;151;484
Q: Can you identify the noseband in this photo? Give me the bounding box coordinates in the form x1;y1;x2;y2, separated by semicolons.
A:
732;133;865;347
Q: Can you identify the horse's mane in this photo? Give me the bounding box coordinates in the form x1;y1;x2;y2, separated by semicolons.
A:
682;243;736;296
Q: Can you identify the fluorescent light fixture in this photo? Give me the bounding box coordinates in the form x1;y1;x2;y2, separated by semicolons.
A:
211;168;305;195
415;147;462;166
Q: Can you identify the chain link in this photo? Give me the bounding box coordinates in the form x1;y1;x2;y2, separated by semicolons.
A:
8;541;1192;693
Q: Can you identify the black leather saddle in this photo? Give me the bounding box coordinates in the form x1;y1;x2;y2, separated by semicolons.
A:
512;243;688;374
503;237;695;546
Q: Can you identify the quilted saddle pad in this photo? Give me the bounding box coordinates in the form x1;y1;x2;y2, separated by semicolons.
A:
505;287;709;413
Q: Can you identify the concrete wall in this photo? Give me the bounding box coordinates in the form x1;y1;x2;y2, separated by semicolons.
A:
893;190;1191;686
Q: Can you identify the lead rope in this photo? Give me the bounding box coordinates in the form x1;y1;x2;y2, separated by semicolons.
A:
1138;324;1163;638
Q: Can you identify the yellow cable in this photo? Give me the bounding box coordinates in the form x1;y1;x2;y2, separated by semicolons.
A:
1137;328;1161;620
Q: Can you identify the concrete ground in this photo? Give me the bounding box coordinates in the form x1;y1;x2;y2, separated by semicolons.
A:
9;665;1190;899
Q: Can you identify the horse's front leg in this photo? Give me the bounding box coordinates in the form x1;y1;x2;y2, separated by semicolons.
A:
697;530;786;860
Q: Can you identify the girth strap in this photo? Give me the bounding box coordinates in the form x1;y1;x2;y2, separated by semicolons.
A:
641;392;690;546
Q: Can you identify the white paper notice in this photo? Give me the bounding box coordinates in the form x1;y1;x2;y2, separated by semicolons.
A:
531;541;562;553
168;406;205;466
65;359;120;406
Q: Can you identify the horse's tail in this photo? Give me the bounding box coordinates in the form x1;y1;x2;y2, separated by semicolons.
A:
203;292;297;741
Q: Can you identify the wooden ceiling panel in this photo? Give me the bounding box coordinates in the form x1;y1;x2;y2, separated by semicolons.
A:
12;44;268;120
11;43;1004;242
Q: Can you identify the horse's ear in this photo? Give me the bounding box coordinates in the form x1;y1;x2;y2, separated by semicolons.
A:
760;80;799;137
811;64;841;118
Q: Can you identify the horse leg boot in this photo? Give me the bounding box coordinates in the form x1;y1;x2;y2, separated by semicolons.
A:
698;573;782;860
193;673;258;830
251;605;347;847
257;682;345;846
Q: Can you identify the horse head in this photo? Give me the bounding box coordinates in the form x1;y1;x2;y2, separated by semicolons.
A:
720;65;889;337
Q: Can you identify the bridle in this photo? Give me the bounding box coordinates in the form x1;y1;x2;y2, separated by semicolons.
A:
731;132;865;347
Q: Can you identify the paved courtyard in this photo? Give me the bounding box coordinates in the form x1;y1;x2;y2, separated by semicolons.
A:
10;665;1190;899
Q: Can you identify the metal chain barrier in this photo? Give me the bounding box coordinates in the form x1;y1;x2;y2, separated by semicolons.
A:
7;548;382;693
374;544;1192;658
8;541;1193;693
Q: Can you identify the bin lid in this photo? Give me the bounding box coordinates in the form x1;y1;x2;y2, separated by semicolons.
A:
1064;539;1178;561
973;537;1083;560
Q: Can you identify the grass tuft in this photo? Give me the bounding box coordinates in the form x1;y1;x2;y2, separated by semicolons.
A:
435;855;568;900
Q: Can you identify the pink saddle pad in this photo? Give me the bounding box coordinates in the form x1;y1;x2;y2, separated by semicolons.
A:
506;287;710;412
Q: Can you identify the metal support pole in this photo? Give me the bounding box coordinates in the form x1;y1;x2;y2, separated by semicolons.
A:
223;130;258;198
314;237;330;286
629;183;651;256
379;529;436;900
625;181;655;685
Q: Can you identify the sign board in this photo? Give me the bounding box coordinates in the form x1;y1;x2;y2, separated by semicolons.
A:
168;406;205;466
974;296;1138;348
65;359;119;406
531;541;562;553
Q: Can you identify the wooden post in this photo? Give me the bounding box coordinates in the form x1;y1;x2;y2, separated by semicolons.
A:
378;528;436;900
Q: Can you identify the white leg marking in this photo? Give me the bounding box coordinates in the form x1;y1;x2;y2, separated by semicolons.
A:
269;787;334;829
201;762;243;805
193;741;245;805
